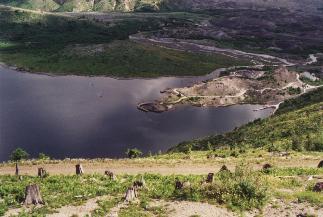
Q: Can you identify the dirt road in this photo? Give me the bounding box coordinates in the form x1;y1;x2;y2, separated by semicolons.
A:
0;156;321;176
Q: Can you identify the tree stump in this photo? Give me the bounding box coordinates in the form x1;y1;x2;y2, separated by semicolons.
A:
219;165;230;173
133;177;145;189
313;182;323;192
24;184;44;205
175;179;183;190
15;163;19;176
38;168;47;178
318;160;323;168
76;164;84;175
206;173;214;183
124;187;138;202
263;163;272;170
105;171;116;180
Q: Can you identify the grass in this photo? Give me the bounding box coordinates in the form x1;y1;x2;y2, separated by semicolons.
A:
0;6;248;77
276;87;323;115
0;164;274;216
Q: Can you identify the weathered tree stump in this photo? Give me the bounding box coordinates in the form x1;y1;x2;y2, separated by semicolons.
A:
76;164;84;175
206;173;214;183
262;164;273;171
124;187;138;202
318;160;323;168
105;171;116;180
219;165;230;173
313;182;323;192
15;163;19;176
24;184;44;205
175;178;183;190
133;177;146;189
38;168;47;178
133;181;144;189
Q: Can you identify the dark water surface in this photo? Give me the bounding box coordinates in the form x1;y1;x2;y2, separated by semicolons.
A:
0;66;273;161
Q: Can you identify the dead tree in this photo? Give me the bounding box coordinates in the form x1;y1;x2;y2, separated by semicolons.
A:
76;164;84;175
124;187;138;202
24;184;44;205
105;171;116;180
206;173;214;183
38;168;47;178
318;160;323;168
15;162;19;176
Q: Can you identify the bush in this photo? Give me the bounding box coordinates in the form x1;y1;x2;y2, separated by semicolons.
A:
10;148;29;161
203;165;269;210
126;148;143;159
38;153;50;160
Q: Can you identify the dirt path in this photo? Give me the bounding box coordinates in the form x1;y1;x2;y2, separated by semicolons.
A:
0;157;321;176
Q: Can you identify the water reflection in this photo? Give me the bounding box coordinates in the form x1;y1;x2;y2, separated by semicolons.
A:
0;66;273;161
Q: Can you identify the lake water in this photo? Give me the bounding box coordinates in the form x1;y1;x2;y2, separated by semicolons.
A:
0;65;273;161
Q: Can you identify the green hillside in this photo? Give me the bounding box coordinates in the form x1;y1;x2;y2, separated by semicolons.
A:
0;0;60;11
0;6;247;76
170;95;323;153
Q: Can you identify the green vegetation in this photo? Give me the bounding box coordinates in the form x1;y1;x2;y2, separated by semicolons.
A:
1;164;322;216
276;87;323;115
0;6;247;77
0;164;272;216
38;153;50;160
10;148;29;161
287;87;301;95
170;102;323;153
126;148;143;159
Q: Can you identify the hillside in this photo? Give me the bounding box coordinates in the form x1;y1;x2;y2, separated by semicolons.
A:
170;91;323;153
0;0;323;13
0;6;246;77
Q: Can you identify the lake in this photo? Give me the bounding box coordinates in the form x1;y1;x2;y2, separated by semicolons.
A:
0;65;273;161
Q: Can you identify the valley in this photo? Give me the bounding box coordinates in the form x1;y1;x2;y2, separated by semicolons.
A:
0;1;322;217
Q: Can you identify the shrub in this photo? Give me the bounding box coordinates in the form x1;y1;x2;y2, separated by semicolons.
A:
10;148;29;161
203;165;269;210
38;153;50;160
126;148;143;159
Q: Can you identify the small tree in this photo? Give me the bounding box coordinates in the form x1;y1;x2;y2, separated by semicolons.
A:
10;148;29;161
38;153;50;160
10;148;29;176
126;148;143;159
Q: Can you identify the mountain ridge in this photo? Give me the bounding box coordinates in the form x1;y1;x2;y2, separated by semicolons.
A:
1;0;322;13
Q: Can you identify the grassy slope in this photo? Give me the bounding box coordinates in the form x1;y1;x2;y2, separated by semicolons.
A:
170;96;323;153
0;6;248;77
275;87;323;115
0;165;322;216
